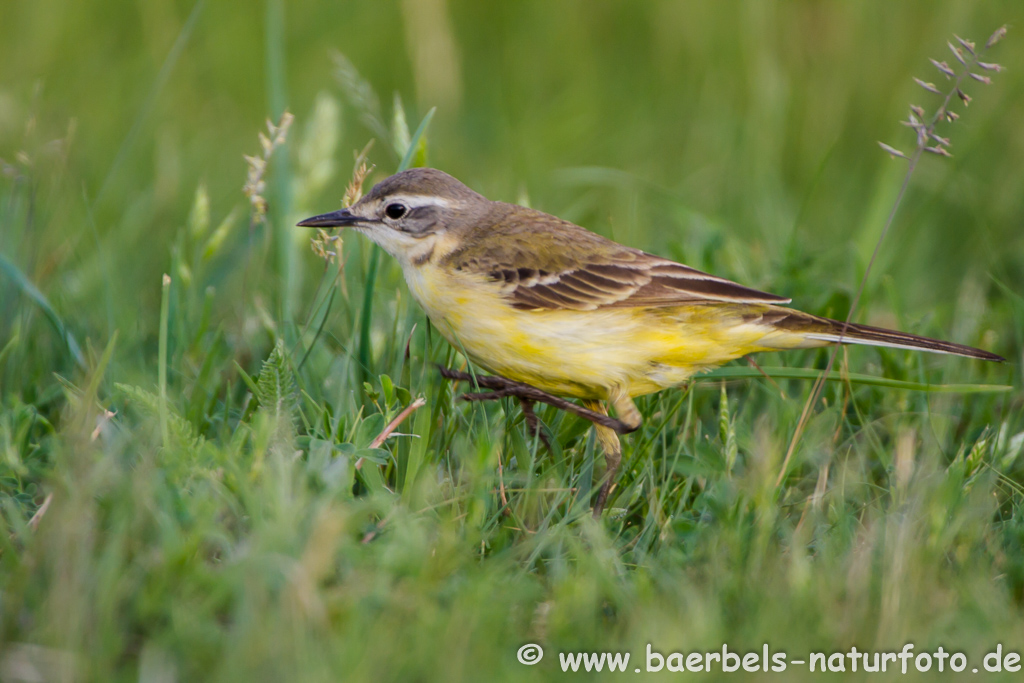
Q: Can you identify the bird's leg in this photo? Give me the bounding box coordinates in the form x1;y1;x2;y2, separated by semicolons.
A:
584;400;621;518
438;366;638;434
588;389;642;517
608;388;642;433
517;398;552;451
440;367;641;517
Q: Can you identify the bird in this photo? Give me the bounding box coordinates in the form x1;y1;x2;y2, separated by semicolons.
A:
298;167;1003;513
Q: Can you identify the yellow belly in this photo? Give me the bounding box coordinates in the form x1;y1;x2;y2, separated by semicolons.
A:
402;264;776;399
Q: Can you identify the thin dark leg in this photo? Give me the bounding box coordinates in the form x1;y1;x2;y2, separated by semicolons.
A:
440;366;635;517
438;366;638;434
584;399;621;518
518;398;552;451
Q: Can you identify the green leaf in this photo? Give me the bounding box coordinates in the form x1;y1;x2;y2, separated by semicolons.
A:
234;361;260;397
335;442;357;457
357;459;389;495
398;107;436;172
254;340;298;425
391;92;411;160
400;400;429;501
356;447;391;465
322;453;354;495
187;183;210;240
354;413;385;449
718;383;737;474
380;374;395;406
115;382;203;451
201;206;241;262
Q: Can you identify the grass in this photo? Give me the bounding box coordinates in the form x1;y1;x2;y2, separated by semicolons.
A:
1;1;1024;680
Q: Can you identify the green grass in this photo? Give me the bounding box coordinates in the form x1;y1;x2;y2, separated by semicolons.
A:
2;1;1024;680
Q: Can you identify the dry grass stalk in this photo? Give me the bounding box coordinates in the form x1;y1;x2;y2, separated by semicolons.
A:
243;111;294;224
310;142;374;264
778;26;1008;487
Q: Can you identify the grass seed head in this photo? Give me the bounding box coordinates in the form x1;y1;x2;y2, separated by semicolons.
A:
885;28;1006;162
954;34;976;54
931;58;956;77
310;228;341;263
986;25;1008;49
878;142;909;160
948;42;968;65
343;140;375;208
243;111;294;224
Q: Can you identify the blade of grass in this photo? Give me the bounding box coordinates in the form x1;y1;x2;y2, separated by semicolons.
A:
159;274;172;449
0;252;84;368
66;331;120;437
399;107;436;171
298;286;337;370
93;0;206;209
265;0;297;321
702;366;1011;393
358;108;437;390
82;186;114;336
83;331;119;407
357;246;381;390
0;330;19;374
233;361;260;397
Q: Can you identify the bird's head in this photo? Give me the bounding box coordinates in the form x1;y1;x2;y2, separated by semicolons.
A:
297;168;488;263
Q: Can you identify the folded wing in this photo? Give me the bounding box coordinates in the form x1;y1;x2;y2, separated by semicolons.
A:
445;204;790;311
494;256;790;310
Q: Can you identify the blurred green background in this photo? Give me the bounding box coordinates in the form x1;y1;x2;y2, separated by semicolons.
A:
3;0;1023;350
2;1;1024;681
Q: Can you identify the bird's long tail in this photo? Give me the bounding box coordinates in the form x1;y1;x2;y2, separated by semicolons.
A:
757;308;1004;362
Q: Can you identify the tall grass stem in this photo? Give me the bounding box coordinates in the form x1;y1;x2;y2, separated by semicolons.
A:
265;0;297;321
357;108;437;389
158;273;171;449
777;42;1003;486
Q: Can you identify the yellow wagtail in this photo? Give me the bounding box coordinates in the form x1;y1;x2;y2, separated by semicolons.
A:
299;168;1003;512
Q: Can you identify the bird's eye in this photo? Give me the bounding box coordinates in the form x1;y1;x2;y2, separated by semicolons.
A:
385;203;407;219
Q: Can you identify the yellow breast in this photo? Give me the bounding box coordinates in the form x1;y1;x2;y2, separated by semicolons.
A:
399;262;774;400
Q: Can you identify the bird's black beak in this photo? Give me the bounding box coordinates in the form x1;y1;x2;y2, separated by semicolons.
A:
296;208;362;228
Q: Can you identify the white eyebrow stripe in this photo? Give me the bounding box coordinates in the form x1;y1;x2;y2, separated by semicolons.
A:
383;195;453;209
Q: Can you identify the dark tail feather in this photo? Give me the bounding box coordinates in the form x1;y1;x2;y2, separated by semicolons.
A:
754;307;1004;361
802;318;1004;362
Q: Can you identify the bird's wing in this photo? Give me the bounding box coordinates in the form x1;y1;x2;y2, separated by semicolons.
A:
446;208;791;311
492;255;791;310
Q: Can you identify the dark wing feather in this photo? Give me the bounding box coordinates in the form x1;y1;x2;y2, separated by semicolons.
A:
445;203;790;311
608;259;791;308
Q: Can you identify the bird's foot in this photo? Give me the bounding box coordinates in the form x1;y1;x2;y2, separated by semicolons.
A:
583;399;623;518
437;366;637;434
